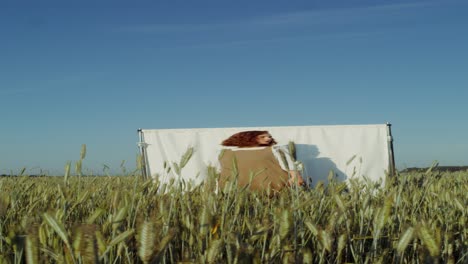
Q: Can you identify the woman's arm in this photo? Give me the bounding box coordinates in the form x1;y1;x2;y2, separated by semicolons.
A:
273;146;305;186
273;145;295;170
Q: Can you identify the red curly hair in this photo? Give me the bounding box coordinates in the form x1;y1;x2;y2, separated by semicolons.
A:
221;130;277;147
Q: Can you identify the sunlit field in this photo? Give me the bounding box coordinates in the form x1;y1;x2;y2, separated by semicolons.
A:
0;168;466;263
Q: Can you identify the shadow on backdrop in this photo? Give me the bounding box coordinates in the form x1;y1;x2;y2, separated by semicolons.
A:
295;144;346;187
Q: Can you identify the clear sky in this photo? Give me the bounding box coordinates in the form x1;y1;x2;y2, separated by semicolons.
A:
1;0;467;175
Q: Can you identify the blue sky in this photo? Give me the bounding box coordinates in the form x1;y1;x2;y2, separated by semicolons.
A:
1;0;467;175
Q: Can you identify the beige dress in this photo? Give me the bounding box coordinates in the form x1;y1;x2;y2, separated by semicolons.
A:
218;147;289;192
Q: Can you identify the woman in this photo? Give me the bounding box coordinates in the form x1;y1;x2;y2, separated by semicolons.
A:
218;130;304;193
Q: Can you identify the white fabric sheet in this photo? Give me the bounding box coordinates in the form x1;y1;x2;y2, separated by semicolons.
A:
140;124;391;187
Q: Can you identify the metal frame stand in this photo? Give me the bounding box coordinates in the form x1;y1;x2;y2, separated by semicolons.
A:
137;129;149;179
386;123;397;177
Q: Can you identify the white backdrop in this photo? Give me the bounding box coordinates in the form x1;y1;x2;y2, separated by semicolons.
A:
140;124;392;187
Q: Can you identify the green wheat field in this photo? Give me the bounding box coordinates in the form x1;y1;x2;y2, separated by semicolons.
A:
0;159;466;263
